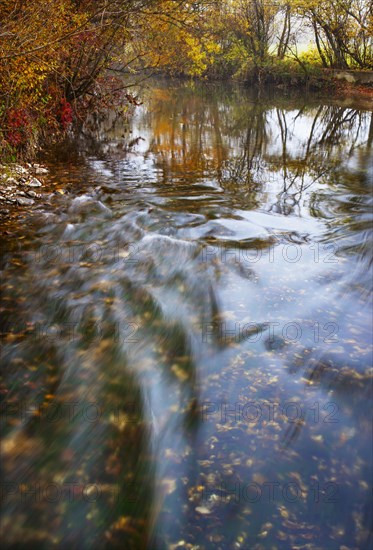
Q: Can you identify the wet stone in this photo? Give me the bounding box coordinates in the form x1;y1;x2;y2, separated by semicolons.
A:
14;165;28;175
17;197;35;206
28;178;42;188
34;167;49;175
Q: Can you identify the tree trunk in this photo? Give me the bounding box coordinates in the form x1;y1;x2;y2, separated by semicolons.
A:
313;19;328;68
277;5;291;59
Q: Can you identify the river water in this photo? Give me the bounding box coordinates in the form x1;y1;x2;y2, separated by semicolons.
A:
1;81;372;549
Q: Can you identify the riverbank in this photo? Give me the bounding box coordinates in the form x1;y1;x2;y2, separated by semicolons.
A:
240;64;373;95
159;65;373;101
315;70;373;102
333;80;373;102
0;164;57;229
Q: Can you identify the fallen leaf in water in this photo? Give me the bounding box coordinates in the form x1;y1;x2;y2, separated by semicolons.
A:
253;473;266;484
113;516;130;530
171;364;188;381
280;508;289;519
195;506;211;515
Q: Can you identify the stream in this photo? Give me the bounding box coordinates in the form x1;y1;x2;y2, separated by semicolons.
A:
1;80;372;549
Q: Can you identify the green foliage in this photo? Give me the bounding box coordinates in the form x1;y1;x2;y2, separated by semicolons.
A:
297;48;324;68
209;40;247;79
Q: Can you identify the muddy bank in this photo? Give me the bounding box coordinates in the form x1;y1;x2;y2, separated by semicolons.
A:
332;81;373;104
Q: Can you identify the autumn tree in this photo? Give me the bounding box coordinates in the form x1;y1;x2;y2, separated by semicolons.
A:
229;0;277;62
212;0;294;72
0;0;220;158
292;0;373;69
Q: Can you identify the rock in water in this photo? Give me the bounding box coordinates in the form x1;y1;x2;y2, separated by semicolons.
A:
28;178;42;187
17;197;35;206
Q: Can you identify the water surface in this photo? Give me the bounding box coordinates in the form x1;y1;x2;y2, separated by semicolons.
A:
1;81;372;549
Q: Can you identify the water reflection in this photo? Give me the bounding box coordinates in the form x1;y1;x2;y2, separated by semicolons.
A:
1;80;372;549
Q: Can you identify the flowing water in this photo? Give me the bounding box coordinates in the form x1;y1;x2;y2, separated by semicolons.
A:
1;81;372;549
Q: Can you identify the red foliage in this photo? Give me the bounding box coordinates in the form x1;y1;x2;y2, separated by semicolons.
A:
6;108;31;147
59;98;73;129
72;29;97;47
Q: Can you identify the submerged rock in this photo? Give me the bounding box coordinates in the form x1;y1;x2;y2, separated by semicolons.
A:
68;195;112;217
